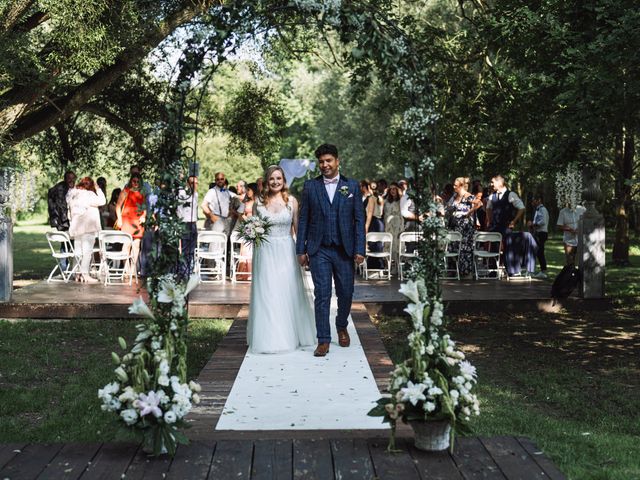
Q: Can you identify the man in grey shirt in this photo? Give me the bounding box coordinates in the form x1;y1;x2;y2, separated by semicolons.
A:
528;194;549;278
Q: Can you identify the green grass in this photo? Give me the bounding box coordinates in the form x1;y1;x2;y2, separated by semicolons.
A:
0;318;231;443
12;216;51;280
373;307;640;480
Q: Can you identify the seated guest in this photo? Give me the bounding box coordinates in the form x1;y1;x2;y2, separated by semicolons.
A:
528;194;550;278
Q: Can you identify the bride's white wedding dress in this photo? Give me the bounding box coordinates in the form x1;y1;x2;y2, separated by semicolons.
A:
247;199;316;354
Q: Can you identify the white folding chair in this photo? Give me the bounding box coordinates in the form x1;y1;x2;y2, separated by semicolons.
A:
195;230;227;283
473;232;503;280
229;231;251;283
398;231;423;280
443;230;462;280
46;231;79;283
364;232;393;280
99;230;137;286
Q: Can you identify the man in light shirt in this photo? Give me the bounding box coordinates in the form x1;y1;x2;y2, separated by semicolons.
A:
485;175;525;235
528;194;550;278
178;175;198;276
557;202;586;266
201;171;242;237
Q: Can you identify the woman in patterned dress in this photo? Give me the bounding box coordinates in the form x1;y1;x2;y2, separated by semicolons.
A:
447;177;482;277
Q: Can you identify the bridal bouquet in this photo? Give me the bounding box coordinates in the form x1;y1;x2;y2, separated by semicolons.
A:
235;213;273;247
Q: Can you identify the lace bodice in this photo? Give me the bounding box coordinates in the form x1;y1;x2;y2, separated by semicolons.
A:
256;200;293;239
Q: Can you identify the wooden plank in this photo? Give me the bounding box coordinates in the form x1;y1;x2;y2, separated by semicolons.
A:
330;439;374;480
0;443;63;479
367;438;420;480
252;439;293;480
0;443;27;470
480;437;551;480
79;443;139;479
166;440;215;479
451;437;506;479
207;439;253;479
293;439;334;480
121;446;173;479
516;437;566;480
404;438;463;480
37;443;101;480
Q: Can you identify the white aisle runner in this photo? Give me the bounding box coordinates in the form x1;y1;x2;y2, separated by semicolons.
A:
216;300;387;431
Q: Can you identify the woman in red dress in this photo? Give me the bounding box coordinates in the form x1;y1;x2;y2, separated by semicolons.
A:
114;173;146;273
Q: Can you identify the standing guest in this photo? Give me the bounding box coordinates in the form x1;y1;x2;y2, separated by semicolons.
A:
360;180;375;232
528;194;550;278
236;180;247;198
115;173;146;274
47;170;76;270
106;188;121;229
126;165;153;277
363;180;384;270
471;179;486;230
66;177;106;283
485;175;525;235
398;179;408;197
557;202;586;266
441;183;454;205
202;171;239;236
400;180;420;231
448;177;482;278
255;177;264;194
376;179;388;198
96;177;109;228
236;182;258;281
383;182;404;275
177;175;199;276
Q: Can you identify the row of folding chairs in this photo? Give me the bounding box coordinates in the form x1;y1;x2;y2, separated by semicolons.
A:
443;231;504;280
361;231;422;281
46;230;138;285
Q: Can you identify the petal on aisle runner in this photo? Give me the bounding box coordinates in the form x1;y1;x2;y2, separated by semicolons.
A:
216;299;388;431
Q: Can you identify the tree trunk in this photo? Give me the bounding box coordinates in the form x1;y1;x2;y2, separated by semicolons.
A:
612;130;634;266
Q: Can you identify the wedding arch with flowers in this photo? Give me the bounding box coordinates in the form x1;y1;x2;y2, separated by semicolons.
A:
99;0;480;455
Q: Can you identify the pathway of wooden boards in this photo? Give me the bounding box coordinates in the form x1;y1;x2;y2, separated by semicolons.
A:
0;436;565;479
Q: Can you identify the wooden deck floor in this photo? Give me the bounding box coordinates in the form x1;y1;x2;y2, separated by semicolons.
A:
0;436;566;479
0;275;597;319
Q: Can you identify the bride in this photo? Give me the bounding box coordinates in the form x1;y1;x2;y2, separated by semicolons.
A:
246;165;317;353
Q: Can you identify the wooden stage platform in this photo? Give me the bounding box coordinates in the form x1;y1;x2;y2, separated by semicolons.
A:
0;275;597;319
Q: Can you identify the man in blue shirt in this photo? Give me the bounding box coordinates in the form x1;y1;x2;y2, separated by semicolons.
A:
528;194;550;278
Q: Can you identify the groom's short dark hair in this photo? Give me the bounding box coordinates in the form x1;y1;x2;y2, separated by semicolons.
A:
314;143;339;159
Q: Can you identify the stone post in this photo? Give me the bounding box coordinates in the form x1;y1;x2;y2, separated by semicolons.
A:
578;170;605;298
0;170;13;302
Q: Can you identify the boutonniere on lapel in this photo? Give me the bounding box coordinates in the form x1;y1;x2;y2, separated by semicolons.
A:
339;186;350;197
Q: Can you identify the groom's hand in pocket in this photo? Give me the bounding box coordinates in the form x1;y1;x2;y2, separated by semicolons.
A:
354;254;365;265
297;254;309;267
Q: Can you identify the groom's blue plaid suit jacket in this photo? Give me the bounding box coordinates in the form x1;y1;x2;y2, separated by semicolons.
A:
296;175;366;258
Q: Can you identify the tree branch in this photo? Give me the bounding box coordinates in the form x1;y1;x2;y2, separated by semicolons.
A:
54;123;74;168
15;11;49;32
0;0;35;34
4;0;218;145
80;102;153;162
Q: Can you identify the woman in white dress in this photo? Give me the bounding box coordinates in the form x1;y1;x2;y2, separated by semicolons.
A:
247;166;317;354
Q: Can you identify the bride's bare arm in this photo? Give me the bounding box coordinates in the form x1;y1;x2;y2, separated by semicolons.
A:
290;196;299;237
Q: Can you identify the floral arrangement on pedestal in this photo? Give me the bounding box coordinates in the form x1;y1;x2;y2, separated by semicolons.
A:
368;276;480;451
555;162;583;210
99;274;202;455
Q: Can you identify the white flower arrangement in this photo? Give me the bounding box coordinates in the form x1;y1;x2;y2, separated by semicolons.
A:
0;167;39;220
369;278;480;449
555;162;583;210
99;274;202;455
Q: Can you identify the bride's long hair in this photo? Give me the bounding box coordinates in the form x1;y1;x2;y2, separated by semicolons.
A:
261;165;290;206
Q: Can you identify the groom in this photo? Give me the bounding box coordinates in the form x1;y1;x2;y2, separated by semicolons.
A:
296;144;366;357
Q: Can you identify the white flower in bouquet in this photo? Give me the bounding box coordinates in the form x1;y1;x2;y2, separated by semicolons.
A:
120;409;139;425
399;381;427;406
164;410;177;424
157;277;182;303
459;360;477;380
398;279;424;304
129;297;155;319
118;386;137;404
192;393;201;404
157;359;170;386
423;401;436;412
135;391;163;418
404;302;425;329
189;380;202;393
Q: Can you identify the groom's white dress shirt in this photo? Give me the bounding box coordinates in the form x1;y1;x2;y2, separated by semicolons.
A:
324;173;340;203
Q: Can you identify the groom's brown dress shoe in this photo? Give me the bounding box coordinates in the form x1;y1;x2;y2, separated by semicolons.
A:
337;329;350;347
314;343;330;357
